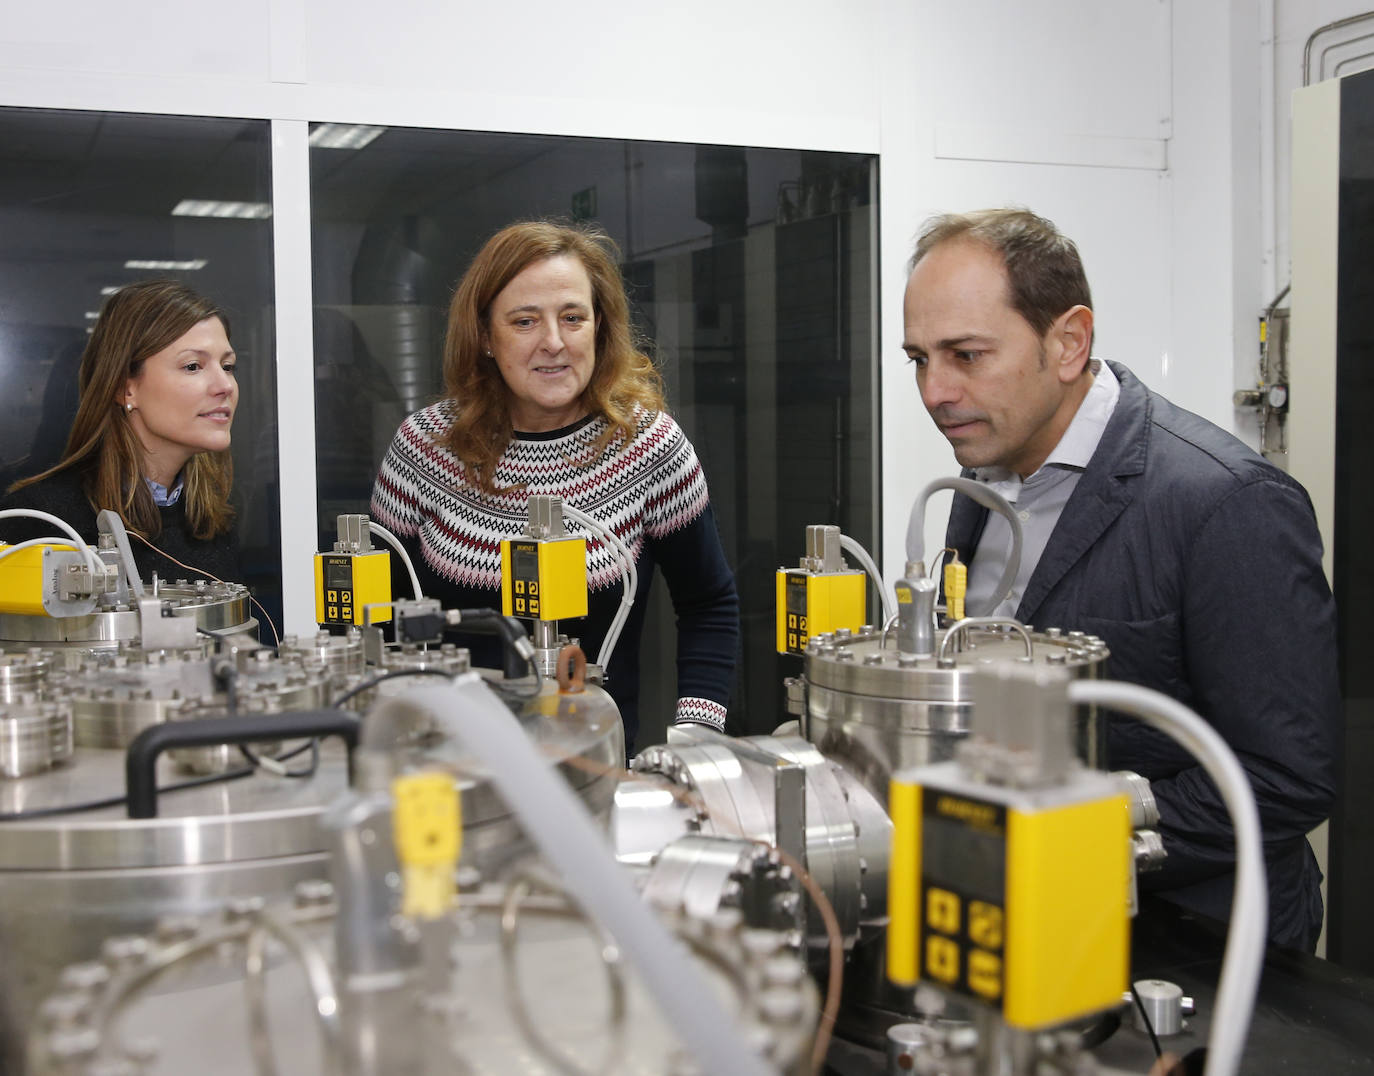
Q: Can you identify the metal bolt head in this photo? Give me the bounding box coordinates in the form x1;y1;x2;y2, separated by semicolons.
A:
756;987;805;1025
38;992;91;1031
224;896;267;923
294;879;336;908
762;954;806;988
58;962;111;994
44;1027;100;1061
100;935;151;968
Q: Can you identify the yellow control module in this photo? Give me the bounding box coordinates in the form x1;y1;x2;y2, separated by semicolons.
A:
776;523;867;655
501;536;588;621
315;514;390;627
888;761;1129;1030
776;568;865;655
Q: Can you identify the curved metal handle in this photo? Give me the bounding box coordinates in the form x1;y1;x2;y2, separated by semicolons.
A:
937;617;1033;662
125;708;359;818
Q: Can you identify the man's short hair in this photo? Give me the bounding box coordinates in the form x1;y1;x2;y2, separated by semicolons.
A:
910;208;1093;340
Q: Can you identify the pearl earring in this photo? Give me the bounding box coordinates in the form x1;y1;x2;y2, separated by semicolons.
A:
126;403;133;412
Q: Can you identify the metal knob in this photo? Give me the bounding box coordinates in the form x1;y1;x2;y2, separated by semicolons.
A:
1132;978;1186;1036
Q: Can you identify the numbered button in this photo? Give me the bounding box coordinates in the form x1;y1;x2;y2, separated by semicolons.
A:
925;936;960;984
926;888;961;935
969;902;1003;950
967;949;1002;999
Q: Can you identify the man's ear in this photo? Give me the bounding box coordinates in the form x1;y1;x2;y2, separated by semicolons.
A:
1052;305;1094;383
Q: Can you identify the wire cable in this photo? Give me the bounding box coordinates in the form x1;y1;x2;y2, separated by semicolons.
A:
0;739;320;823
366;521;424;600
0;509;104;578
331;667;460;709
129;531;281;647
838;533;895;624
904;477;1022;616
1069;680;1265;1076
1130;980;1164;1059
561;503;636;672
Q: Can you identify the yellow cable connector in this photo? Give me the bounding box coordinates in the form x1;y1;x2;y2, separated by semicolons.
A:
944;551;967;622
392;771;461;920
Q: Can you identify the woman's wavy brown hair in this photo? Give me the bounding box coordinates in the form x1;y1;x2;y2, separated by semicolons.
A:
442;220;665;493
9;280;235;540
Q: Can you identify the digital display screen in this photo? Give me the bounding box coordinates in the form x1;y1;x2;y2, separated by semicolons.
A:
326;560;352;590
922;815;1005;903
514;546;538;579
786;573;808;614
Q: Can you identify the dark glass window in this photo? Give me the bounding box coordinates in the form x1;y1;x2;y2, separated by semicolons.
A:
311;127;877;739
0;108;280;624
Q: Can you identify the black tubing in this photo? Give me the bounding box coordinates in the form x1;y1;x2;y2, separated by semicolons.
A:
125;708;359;819
454;608;535;682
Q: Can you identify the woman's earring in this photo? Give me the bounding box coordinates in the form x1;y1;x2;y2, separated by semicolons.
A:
126;403;133;412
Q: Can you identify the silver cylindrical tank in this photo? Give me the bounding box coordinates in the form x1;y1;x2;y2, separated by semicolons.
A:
794;622;1108;806
0;672;624;1026
0;579;257;652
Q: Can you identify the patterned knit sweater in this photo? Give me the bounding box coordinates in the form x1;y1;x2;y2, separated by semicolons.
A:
370;401;739;748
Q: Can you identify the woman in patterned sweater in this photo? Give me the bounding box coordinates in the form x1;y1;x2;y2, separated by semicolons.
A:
371;220;739;752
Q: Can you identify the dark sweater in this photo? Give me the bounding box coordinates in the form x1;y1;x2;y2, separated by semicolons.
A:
371;403;740;752
0;466;242;585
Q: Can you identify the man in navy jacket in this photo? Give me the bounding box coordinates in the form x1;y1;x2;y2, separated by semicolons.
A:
902;208;1339;951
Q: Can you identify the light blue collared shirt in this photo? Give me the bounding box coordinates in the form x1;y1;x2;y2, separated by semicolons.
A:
965;360;1121;617
145;474;184;507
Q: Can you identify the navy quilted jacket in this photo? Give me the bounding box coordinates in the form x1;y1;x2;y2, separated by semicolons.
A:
945;362;1339;951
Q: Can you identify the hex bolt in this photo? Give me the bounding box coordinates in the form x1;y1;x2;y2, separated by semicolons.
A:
757;987;805;1026
293;879;336;908
223;896;267;923
154;916;200;945
100;935;151;969
38;992;92;1031
58;963;111;995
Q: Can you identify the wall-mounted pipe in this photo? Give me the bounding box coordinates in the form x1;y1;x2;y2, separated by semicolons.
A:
1304;11;1374;85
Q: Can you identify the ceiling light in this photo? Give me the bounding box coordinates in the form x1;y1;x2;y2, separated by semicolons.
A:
84;311;99;319
99;286;122;295
309;124;385;150
124;259;208;271
172;199;272;219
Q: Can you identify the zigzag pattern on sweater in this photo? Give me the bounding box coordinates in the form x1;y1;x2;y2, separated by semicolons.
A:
372;401;710;591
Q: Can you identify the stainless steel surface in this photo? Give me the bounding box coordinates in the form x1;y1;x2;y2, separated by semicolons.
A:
28;879;818;1076
0;747;350;868
632;732;871;952
278;629;367;682
0;579;254;649
802;623;1108;807
0;648;53;700
0;699;72;778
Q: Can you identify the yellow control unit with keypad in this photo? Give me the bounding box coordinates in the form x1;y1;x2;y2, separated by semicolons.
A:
500;537;588;621
315;550;391;626
888;762;1130;1030
775;568;865;655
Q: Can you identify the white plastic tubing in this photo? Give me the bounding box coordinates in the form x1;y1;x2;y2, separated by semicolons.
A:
0;509;104;577
366;521;424;600
397;676;773;1076
1068;680;1266;1076
904;477;1022;616
838;533;895;624
561;503;636;671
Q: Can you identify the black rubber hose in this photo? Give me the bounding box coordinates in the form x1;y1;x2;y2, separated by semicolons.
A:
125;708;360;819
453;608;537;683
